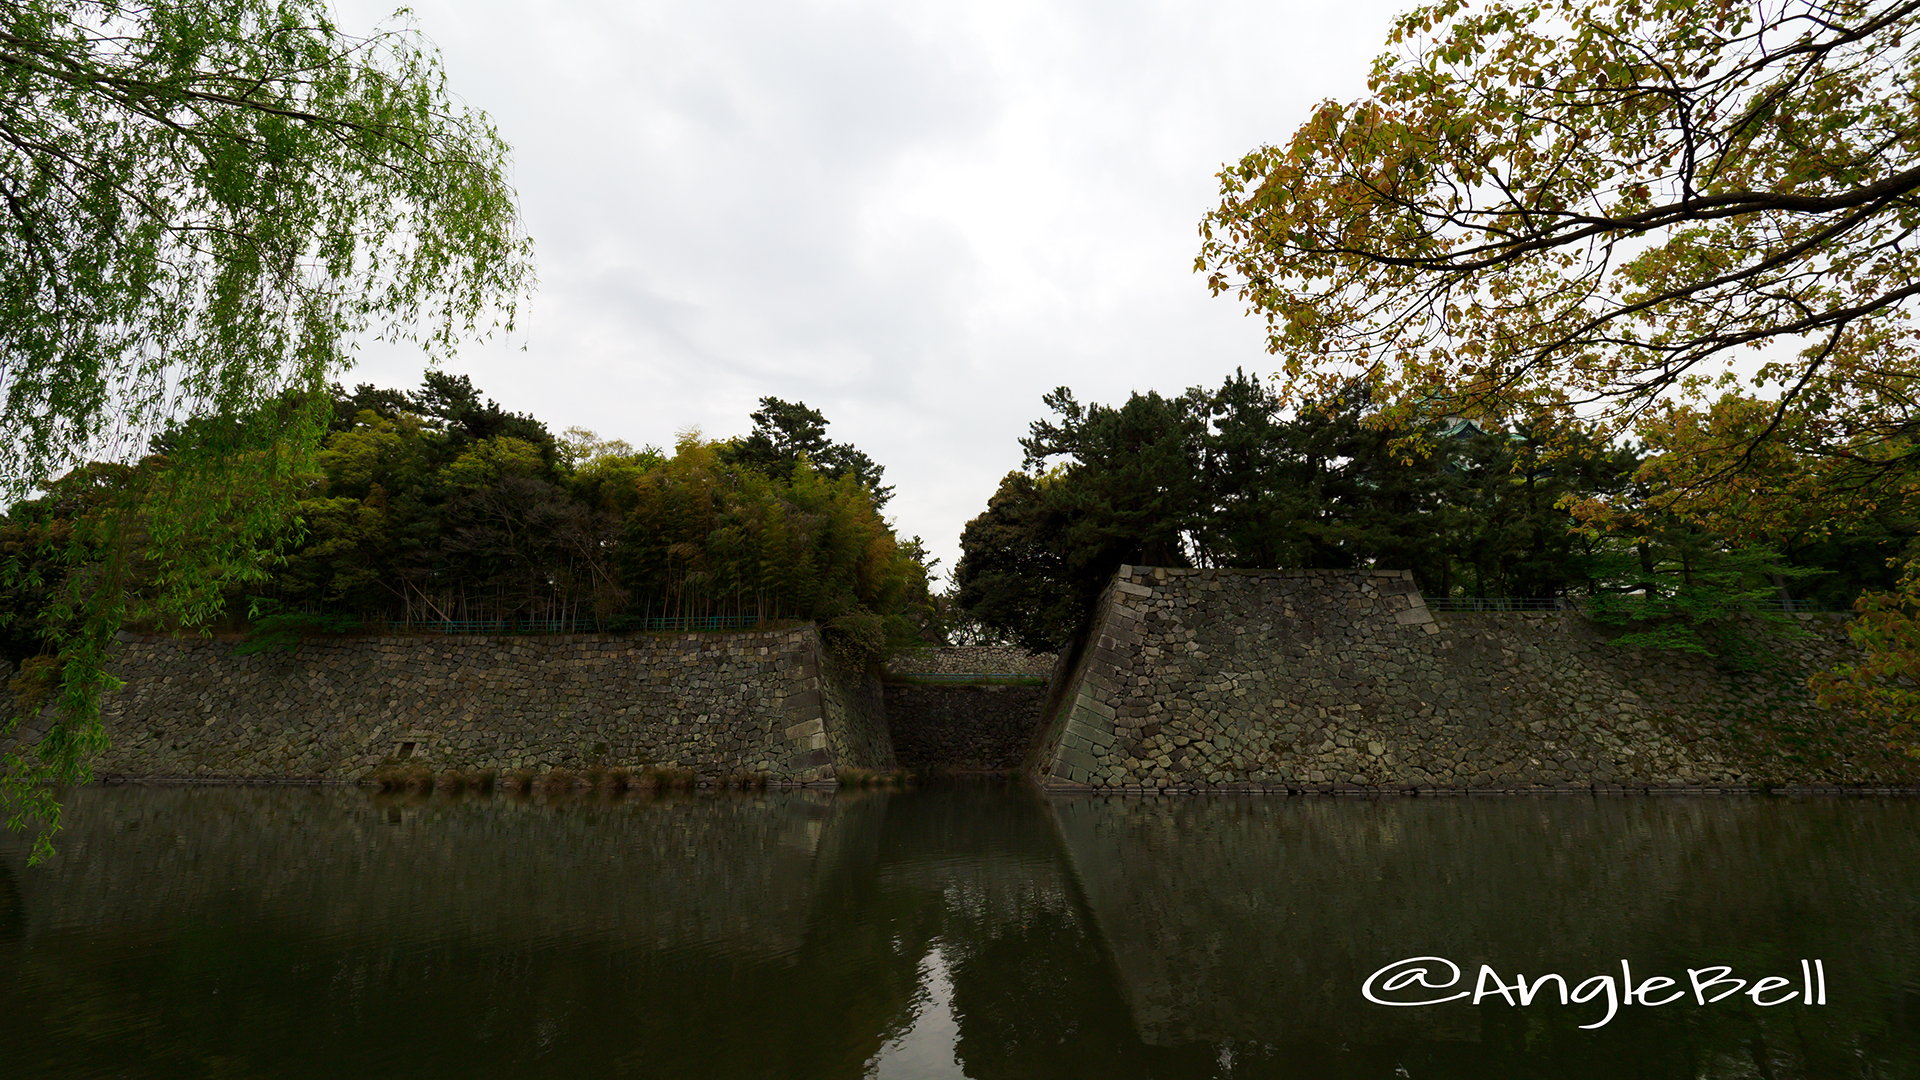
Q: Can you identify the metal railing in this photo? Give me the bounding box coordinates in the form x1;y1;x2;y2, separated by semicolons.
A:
390;615;773;635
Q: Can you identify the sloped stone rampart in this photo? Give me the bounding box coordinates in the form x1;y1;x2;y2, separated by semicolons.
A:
1036;566;1920;790
26;628;892;783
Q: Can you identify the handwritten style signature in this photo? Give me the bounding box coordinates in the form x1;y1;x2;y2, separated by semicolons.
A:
1362;956;1827;1029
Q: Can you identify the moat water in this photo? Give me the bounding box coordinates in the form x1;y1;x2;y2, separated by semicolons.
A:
2;784;1917;1078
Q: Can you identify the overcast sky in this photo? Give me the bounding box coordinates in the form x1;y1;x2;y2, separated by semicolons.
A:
329;0;1415;583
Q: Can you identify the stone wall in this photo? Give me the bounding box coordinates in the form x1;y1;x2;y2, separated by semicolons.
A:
821;648;897;772
883;684;1049;770
29;627;893;783
885;646;1057;676
25;570;1908;790
1036;566;1920;790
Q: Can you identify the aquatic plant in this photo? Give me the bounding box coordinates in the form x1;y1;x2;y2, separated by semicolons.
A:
535;767;576;794
835;767;909;789
637;766;696;791
402;766;434;795
370;764;437;795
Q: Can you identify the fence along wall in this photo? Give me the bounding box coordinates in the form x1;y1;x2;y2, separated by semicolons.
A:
1035;566;1920;791
44;627;895;783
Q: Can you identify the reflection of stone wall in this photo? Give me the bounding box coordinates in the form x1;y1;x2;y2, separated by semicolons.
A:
1038;566;1919;789
8;785;852;956
884;685;1047;770
7;784;1918;1074
1051;794;1920;1047
0;786;933;1078
39;627;891;783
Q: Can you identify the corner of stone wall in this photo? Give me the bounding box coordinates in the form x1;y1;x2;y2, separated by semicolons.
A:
815;633;897;774
1030;566;1147;787
1024;602;1096;781
773;628;835;783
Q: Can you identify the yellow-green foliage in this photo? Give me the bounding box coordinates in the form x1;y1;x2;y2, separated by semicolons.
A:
620;436;930;661
1813;568;1920;759
442;436;545;490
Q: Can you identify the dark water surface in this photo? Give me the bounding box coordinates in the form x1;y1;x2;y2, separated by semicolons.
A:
2;785;1917;1078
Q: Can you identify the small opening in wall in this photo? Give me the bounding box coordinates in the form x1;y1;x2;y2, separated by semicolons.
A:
397;742;415;760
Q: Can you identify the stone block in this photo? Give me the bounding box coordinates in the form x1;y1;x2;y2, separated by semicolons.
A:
1056;743;1098;776
1080;723;1118;750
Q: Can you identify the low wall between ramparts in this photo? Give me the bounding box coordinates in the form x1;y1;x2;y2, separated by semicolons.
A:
884;684;1049;771
22;627;895;783
1036;567;1920;791
885;646;1057;676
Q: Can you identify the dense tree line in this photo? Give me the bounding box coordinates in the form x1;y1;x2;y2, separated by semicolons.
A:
2;382;930;669
953;373;1909;653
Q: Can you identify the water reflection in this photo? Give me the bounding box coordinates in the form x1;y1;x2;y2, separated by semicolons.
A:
1052;794;1920;1077
1;786;1915;1078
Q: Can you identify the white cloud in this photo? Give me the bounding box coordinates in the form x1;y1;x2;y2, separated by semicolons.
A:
328;0;1412;579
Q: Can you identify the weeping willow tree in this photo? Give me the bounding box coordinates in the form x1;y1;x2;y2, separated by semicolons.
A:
0;1;534;859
